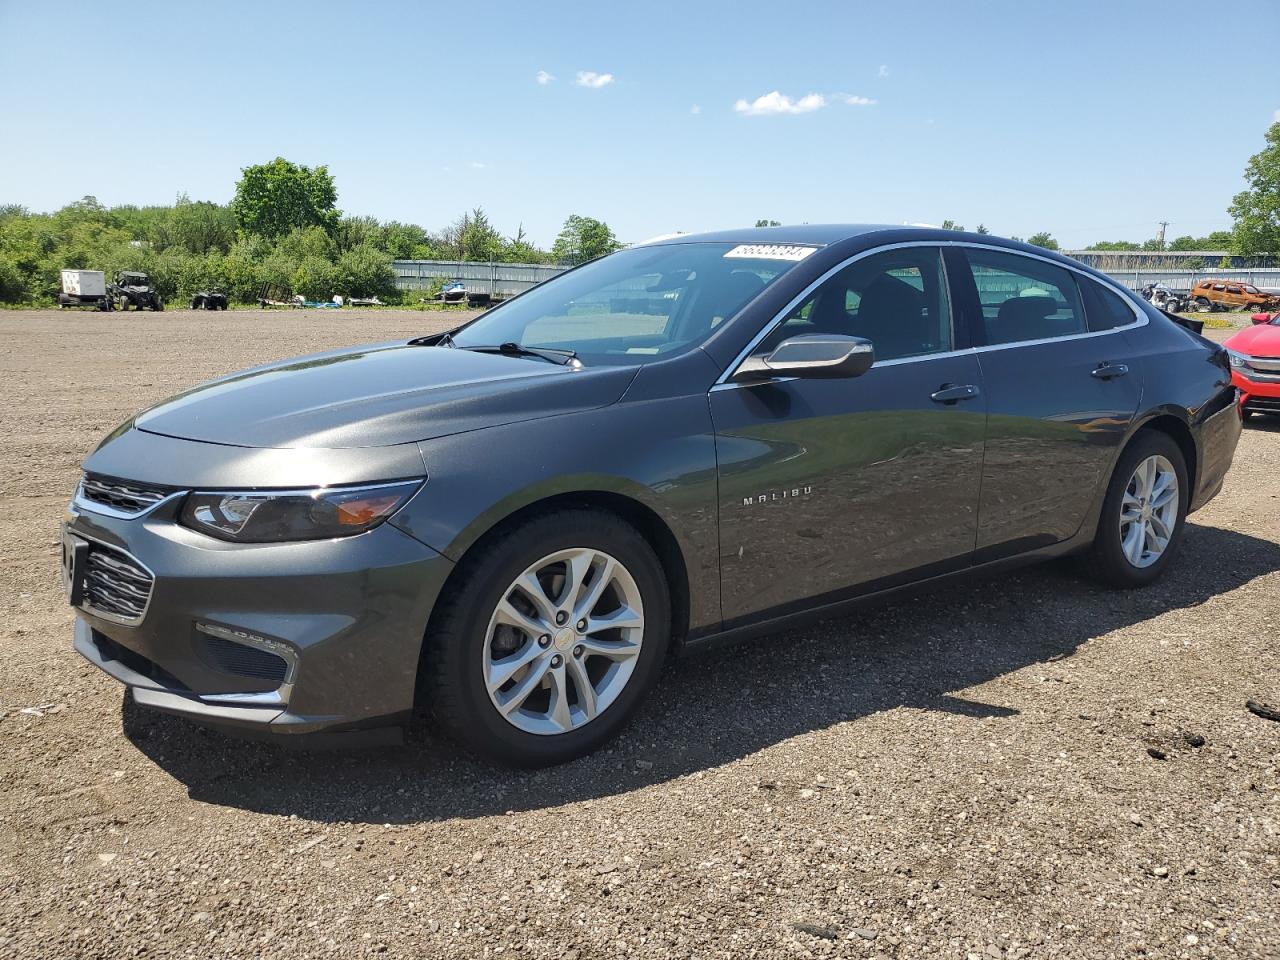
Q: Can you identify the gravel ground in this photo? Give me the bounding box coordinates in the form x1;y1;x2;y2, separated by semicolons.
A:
1;309;1277;960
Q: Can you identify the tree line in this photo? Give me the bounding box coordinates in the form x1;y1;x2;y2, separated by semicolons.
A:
2;122;1276;305
0;157;622;306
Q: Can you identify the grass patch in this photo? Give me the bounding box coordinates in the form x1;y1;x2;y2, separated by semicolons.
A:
1175;312;1233;329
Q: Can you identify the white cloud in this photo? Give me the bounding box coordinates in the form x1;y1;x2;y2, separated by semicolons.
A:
734;91;826;116
733;90;877;115
878;64;889;78
469;161;489;169
536;70;554;85
690;104;701;115
575;71;614;88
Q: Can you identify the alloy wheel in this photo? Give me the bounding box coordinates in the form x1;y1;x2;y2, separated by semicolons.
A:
1119;454;1179;568
482;548;645;735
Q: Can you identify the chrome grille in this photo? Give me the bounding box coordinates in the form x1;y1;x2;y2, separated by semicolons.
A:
83;546;154;623
79;474;173;515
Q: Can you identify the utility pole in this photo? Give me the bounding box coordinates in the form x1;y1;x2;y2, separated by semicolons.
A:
1156;220;1169;250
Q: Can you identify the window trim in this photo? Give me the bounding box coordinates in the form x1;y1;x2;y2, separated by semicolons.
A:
713;241;1147;387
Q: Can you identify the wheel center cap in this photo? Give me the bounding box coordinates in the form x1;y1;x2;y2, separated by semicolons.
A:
553;627;575;651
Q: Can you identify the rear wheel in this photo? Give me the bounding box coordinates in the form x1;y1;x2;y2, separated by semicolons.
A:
1084;432;1188;588
422;509;671;766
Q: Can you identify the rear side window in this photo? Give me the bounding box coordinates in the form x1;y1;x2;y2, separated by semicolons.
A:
1078;277;1138;331
962;249;1085;346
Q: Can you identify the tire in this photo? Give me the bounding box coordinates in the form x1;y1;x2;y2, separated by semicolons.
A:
1083;432;1189;589
422;508;671;766
1195;297;1212;313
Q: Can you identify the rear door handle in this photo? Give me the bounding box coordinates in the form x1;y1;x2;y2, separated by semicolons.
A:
930;383;980;404
1091;362;1129;380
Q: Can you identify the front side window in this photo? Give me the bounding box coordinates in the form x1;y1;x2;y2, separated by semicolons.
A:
754;246;951;362
450;243;808;365
963;249;1085;345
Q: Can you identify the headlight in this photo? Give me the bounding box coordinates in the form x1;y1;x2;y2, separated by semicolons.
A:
1226;348;1249;369
179;480;422;542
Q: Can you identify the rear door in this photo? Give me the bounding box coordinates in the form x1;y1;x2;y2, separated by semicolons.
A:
710;245;987;624
952;247;1144;558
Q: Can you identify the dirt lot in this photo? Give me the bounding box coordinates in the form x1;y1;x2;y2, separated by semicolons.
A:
1;308;1277;960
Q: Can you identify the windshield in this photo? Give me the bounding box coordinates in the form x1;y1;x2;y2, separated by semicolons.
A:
450;242;812;365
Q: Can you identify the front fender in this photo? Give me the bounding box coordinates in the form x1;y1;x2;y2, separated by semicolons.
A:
391;396;723;634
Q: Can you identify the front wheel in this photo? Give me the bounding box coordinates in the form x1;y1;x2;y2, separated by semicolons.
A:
1083;433;1188;588
1195;297;1212;313
422;509;671;766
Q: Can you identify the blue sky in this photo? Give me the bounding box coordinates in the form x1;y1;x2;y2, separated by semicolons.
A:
1;0;1277;249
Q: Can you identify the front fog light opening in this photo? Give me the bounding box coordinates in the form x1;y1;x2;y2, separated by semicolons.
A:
195;621;298;691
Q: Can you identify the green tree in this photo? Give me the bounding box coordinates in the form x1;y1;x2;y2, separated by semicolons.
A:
1087;240;1140;251
333;244;395;298
1141;238;1165;251
552;215;621;265
459;208;502;261
754;219;781;227
975;224;990;234
1228;122;1280;256
231;158;339;240
940;220;964;231
1167;236;1199;251
1027;232;1059;251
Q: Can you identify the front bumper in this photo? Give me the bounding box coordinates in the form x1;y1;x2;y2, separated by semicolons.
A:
1232;368;1280;415
68;494;454;735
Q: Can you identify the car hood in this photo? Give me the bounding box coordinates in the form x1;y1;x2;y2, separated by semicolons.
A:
134;342;638;449
1225;323;1280;357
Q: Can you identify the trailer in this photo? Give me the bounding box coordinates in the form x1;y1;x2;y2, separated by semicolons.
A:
58;270;114;311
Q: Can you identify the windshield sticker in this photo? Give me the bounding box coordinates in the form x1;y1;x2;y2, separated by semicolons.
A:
724;244;817;262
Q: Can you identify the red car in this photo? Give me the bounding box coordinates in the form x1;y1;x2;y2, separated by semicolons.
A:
1226;314;1280;420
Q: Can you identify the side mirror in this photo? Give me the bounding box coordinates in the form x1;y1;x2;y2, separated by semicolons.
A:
734;334;875;382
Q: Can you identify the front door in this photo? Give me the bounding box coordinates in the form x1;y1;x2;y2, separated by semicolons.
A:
710;245;986;626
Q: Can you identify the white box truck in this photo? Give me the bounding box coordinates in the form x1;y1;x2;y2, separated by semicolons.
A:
59;270;114;310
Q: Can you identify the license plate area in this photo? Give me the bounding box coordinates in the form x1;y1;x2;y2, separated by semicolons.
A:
62;528;88;608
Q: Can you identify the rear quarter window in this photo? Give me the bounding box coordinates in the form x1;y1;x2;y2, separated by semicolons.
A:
1078;277;1139;331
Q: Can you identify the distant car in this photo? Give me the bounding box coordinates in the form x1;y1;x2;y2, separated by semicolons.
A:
64;225;1242;765
1190;280;1280;313
190;290;228;311
1225;313;1280;420
440;280;467;303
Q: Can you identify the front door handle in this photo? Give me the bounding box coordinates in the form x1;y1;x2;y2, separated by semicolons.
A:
930;383;980;404
1091;361;1129;380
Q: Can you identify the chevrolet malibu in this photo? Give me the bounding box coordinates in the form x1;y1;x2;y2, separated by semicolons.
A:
65;226;1242;765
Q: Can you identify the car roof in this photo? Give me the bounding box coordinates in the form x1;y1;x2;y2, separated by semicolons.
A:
643;224;898;246
641;223;1060;254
